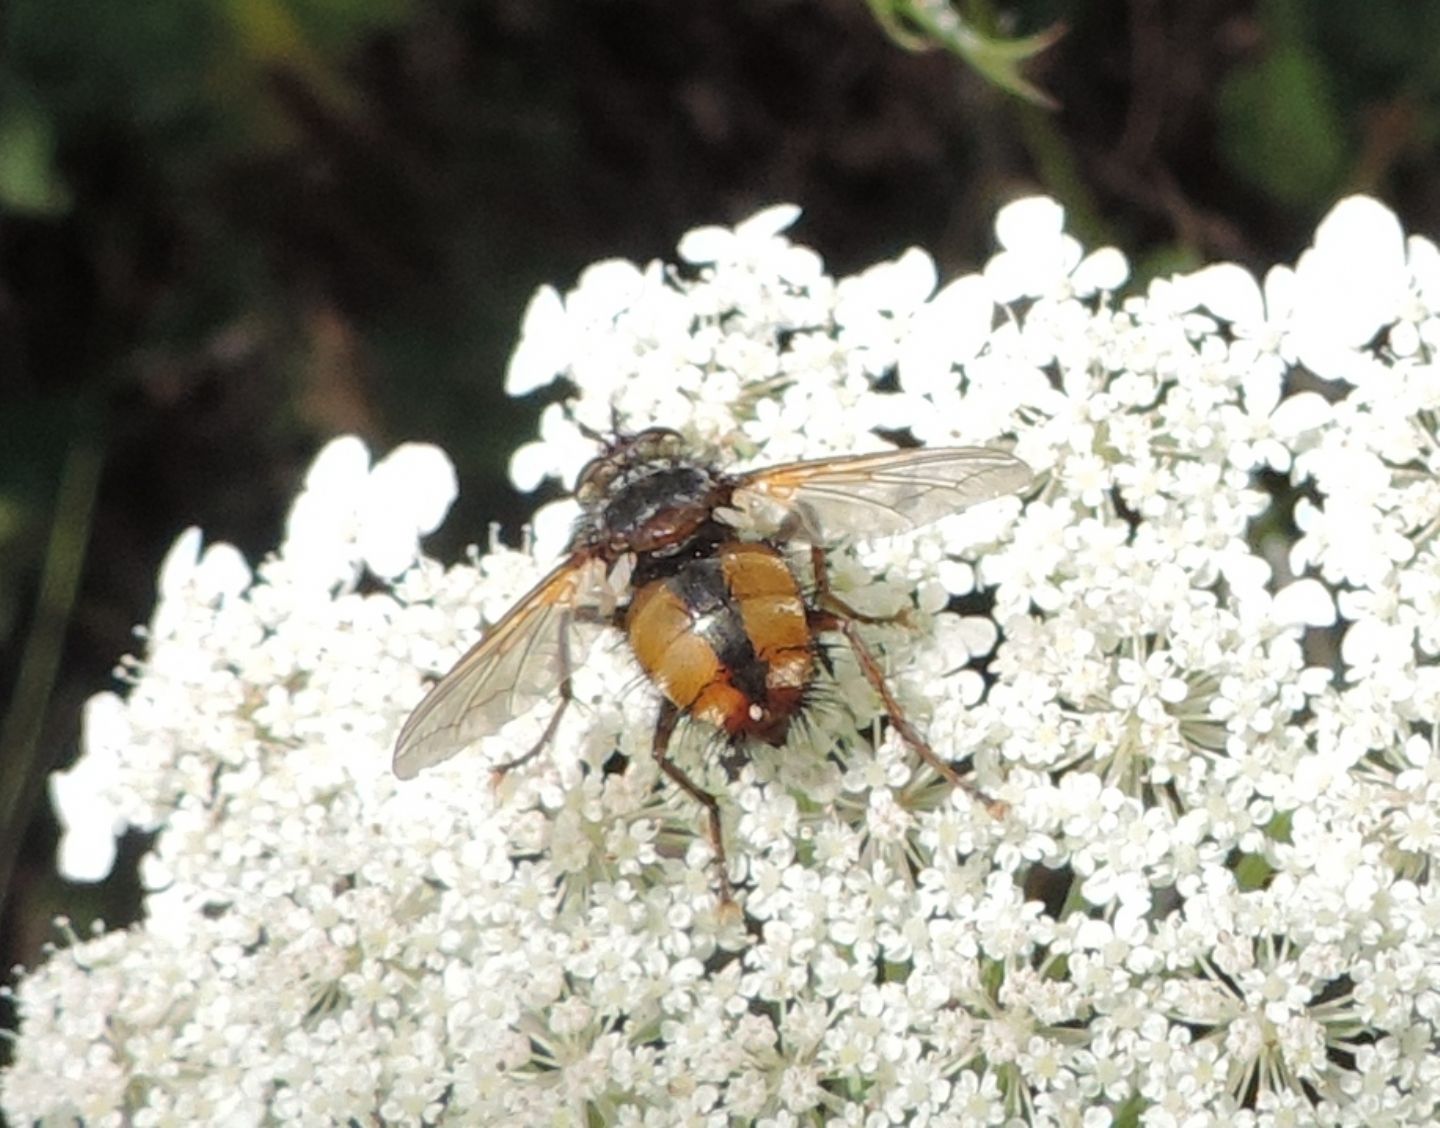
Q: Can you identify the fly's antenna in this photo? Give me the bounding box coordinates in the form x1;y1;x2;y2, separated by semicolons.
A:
574;417;607;446
567;401;629;449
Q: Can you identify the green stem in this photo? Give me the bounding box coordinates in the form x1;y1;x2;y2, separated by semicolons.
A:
0;429;105;910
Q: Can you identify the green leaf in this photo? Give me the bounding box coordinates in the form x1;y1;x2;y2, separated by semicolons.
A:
865;0;1065;108
1234;851;1276;891
0;95;71;216
1216;43;1349;208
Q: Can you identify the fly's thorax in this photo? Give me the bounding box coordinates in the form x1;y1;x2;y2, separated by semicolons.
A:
575;460;732;553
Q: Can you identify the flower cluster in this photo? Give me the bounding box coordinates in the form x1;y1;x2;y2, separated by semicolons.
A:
6;196;1440;1125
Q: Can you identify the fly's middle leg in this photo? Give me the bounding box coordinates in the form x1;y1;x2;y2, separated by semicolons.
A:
651;699;734;904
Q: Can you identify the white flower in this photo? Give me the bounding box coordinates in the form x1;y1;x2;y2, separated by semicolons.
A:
284;435;458;583
49;693;135;881
9;197;1440;1126
1291;196;1410;379
984;195;1129;302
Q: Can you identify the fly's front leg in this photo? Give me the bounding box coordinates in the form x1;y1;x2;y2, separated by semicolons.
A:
489;604;618;780
489;605;624;783
488;611;580;780
651;699;734;903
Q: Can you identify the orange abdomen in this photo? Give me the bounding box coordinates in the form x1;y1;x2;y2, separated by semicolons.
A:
626;542;813;744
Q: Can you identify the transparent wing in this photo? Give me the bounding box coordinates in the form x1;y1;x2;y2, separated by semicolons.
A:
392;554;604;779
732;446;1033;540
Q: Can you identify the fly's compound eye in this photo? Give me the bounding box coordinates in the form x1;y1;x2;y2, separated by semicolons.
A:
575;454;620;507
632;427;687;464
576;428;686;505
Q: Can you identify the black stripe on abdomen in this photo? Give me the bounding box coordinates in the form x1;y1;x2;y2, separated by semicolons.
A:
665;559;767;704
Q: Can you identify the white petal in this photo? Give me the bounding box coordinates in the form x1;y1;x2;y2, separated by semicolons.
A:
886;248;940;309
1263;264;1298;318
1240;365;1281;418
1341;617;1409;669
1409;235;1440;311
899;275;994;393
49;693;131;882
283;436;371;578
1222;552;1271;593
509;439;557;492
302;434;372;500
1072;246;1130;294
53;804;119;883
1315;195;1405;272
835;248;938;334
1269;392;1331;439
1293;195;1407;355
156;526;203;602
194;542;251;602
1074;918;1114;949
505;285;569;395
1182;263;1265;327
952;615;999;655
370;443;458;537
733;203;802;240
568;259;647;322
984;199;1074;302
994;196;1065;250
359;443;459;578
1271;579;1336;628
676;224;736;264
359;528;419;580
152;527;208;639
530;498;579;561
81;690;131;761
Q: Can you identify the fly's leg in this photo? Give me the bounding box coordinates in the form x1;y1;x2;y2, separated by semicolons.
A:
488;681;573;779
652;699;734;903
809;544;912;627
811;608;972;798
487;616;576;781
808;545;1003;815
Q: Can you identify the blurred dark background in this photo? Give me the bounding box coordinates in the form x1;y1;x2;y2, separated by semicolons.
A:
1;0;1438;1044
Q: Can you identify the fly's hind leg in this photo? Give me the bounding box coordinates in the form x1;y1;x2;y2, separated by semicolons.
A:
808;543;919;628
652;699;734;903
808;545;1003;815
